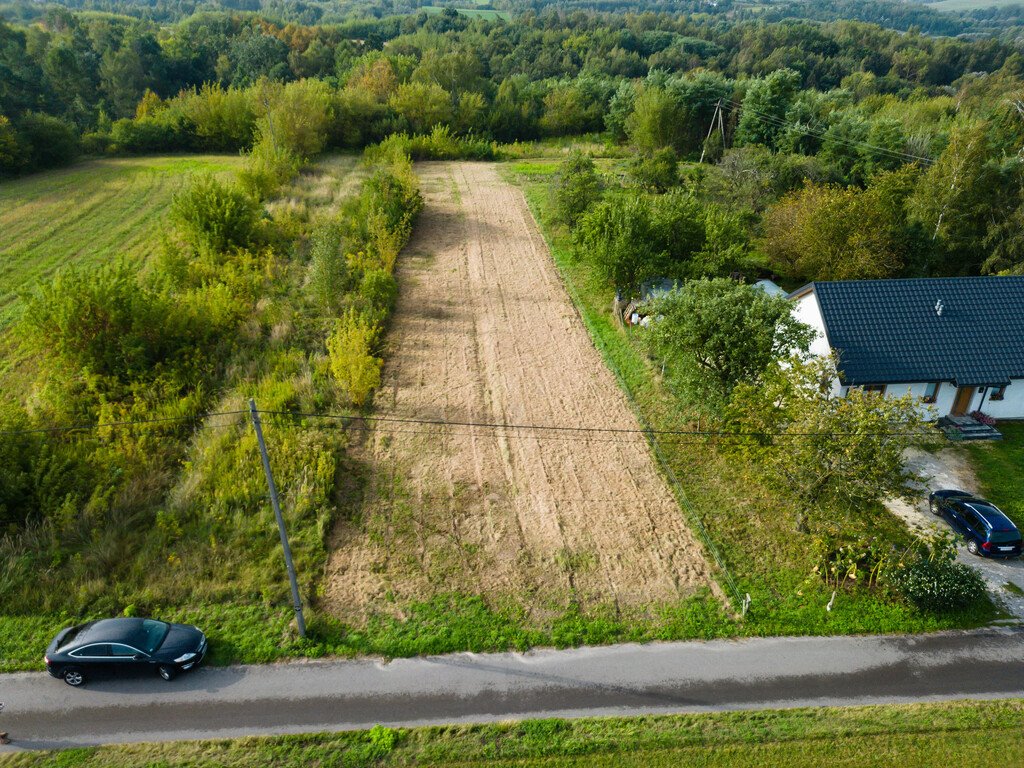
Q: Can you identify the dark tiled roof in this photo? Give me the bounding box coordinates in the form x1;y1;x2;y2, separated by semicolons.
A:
797;276;1024;386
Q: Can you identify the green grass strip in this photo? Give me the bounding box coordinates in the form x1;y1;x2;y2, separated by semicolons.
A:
2;700;1022;766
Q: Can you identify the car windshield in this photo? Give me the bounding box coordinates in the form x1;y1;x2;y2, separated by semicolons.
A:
56;623;88;651
132;619;170;654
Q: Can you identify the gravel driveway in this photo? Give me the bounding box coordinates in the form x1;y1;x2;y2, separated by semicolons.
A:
886;447;1024;620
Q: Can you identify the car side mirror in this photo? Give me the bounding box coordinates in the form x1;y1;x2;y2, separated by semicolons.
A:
133;654;147;661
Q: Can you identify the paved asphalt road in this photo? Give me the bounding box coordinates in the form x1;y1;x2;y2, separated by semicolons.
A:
2;628;1024;750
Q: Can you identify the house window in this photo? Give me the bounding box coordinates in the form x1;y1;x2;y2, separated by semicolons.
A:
862;384;886;396
990;384;1007;401
922;382;940;404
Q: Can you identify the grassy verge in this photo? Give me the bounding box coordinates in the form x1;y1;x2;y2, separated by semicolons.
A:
2;700;1022;766
965;423;1024;529
505;161;997;637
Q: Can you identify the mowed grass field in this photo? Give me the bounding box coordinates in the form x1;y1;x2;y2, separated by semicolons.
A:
0;155;244;331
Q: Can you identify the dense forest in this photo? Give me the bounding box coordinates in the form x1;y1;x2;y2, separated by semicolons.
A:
5;3;1024;279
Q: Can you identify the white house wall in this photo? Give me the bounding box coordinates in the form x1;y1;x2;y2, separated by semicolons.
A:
981;380;1024;419
793;292;844;396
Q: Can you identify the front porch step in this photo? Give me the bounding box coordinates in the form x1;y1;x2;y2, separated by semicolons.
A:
938;415;1003;441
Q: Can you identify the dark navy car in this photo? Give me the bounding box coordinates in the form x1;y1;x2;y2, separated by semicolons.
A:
45;618;207;687
929;490;1023;558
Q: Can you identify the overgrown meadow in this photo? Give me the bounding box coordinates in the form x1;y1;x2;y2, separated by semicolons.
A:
0;119;423;668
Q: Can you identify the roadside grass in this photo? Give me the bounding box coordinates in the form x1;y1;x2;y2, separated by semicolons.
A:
3;700;1022;766
505;161;998;637
964;423;1024;529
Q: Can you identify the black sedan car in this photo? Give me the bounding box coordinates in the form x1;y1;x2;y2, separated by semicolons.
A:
929;490;1023;558
45;617;207;686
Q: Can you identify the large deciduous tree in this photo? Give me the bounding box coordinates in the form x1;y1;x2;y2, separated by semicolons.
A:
761;166;922;281
642;278;815;407
727;356;932;531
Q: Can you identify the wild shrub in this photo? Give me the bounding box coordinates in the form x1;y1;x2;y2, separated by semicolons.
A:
627;147;680;192
15;112;79;170
239;136;302;199
369;126;497;162
553;149;601;226
171;174;262;254
306;223;350;313
326;309;383;406
890;553;987;612
21;265;204;383
177;84;256;151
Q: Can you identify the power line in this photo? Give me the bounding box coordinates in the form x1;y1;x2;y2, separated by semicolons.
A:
724;98;934;166
0;407;935;441
0;410;247;437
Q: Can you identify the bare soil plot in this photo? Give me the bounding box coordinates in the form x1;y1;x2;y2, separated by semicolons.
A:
324;162;714;621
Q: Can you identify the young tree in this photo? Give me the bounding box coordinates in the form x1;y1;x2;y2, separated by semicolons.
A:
908;120;999;274
727;355;932;531
327;309;382;406
553;149;601;226
761;167;921;281
642;278;815;408
736;68;800;150
171;174;261;253
573;194;665;296
625;86;684;152
627;147;680;192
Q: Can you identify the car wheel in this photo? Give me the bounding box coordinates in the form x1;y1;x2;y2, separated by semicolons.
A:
930;499;941;515
967;539;980;556
63;668;86;687
157;665;177;681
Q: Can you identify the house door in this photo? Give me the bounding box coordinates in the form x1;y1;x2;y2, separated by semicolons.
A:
951;386;974;416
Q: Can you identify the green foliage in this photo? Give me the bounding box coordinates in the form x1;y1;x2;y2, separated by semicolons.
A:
306;223;350;313
643;278;815;408
256;79;334;159
627;147;680;192
574;192;753;294
327;309;383;406
553;149;602;225
625;86;685;152
171;174;262;253
20;264;206;383
890;545;988;612
761;167;923;281
0;402;40;531
728;356;933;529
14;111;80;170
240;136;302;199
371;126;497;161
736;69;801;150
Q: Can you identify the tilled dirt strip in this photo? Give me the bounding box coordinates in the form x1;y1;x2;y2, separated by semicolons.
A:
324;162;715;621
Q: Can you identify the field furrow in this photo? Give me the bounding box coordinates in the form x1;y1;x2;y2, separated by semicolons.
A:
324;161;716;621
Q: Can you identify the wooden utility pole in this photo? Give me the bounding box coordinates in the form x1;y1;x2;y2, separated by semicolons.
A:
699;99;725;164
248;399;306;637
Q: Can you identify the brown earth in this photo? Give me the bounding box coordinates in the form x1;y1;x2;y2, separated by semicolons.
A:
323;162;715;622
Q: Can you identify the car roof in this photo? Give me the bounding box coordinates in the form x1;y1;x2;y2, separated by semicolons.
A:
961;501;1018;531
74;618;151;645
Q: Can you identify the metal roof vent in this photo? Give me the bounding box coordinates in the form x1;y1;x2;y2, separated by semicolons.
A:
935;299;944;317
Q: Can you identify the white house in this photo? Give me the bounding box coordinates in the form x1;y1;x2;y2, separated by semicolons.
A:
789;276;1024;421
